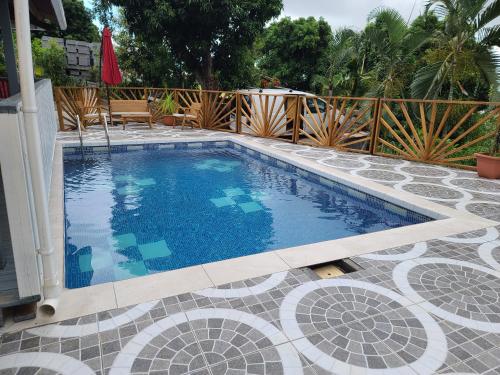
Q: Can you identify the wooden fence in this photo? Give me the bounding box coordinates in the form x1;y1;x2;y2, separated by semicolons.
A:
54;86;500;170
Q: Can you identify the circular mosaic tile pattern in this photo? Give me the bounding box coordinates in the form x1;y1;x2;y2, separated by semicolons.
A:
110;309;301;375
401;183;464;200
442;227;499;244
294;149;333;159
280;279;447;374
478;241;500;270
360;242;427;261
355;169;407;182
462;202;500;220
399;166;452;178
131;322;205;373
394;258;500;332
363;156;406;165
270;143;307;151
448;178;500;194
321;158;366;169
0;353;94;375
195;272;287;298
27;301;158;338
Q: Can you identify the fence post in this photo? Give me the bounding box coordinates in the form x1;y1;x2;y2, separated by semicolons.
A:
328;97;338;147
236;92;242;134
54;88;65;131
369;98;383;155
173;89;179;110
292;96;302;144
201;90;209;129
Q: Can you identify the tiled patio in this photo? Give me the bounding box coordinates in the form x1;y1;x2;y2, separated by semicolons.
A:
1;125;500;374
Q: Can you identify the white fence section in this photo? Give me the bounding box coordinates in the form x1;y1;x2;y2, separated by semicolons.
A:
0;79;58;299
35;79;58;196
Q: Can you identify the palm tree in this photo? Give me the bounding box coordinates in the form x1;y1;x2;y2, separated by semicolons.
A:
319;28;362;96
361;8;430;98
411;0;500;100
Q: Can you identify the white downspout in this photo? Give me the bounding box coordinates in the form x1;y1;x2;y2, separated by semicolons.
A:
14;0;60;313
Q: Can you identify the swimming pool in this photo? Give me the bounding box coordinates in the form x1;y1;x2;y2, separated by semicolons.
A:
63;141;431;288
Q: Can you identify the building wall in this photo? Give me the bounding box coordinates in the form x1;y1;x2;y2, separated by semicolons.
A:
0;167;17;296
42;36;100;81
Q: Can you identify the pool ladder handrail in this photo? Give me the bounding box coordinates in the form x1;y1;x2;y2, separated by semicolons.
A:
75;113;111;156
102;113;111;151
76;114;84;157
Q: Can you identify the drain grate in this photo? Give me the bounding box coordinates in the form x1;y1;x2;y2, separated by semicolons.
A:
309;259;362;279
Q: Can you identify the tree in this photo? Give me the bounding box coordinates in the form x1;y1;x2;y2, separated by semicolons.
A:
258;17;333;92
32;39;71;85
317;28;364;96
113;13;185;87
411;0;500;100
98;0;282;89
39;0;99;42
359;8;430;98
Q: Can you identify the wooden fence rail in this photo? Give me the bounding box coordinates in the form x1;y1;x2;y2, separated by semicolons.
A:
53;86;500;170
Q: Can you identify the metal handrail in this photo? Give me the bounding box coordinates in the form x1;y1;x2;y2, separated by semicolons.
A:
76;114;84;157
102;113;111;151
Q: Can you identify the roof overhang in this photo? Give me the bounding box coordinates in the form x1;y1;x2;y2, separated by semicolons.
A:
28;0;67;30
5;0;67;30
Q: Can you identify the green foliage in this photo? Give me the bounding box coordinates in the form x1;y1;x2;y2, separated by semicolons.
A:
258;17;333;92
38;0;99;42
410;0;500;101
98;0;282;89
114;12;184;87
158;93;177;115
32;39;71;86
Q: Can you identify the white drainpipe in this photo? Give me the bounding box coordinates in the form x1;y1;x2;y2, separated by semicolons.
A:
14;0;60;313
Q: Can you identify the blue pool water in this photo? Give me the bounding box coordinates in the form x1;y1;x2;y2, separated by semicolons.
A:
64;142;431;288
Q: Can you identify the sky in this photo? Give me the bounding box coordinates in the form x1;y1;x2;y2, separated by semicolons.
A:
84;0;427;31
281;0;426;30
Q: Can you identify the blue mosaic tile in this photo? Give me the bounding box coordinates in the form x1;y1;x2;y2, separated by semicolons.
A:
113;261;148;280
238;201;264;213
138;240;172;260
117;185;141;196
223;188;246;197
113;233;137;249
79;252;114;272
210;197;237;208
135;178;156;187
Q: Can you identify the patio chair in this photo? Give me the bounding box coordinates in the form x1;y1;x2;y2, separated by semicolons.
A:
173;102;202;129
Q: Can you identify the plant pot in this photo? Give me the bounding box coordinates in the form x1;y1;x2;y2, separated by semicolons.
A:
162;115;176;126
476;153;500;179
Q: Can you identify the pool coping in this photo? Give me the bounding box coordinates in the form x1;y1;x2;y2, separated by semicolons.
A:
16;133;495;331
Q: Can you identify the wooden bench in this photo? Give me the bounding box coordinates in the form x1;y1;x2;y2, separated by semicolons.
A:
110;100;153;129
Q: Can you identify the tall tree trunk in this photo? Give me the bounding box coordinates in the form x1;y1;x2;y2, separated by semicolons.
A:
199;52;216;90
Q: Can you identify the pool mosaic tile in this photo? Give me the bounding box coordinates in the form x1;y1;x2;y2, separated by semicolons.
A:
138;241;171;260
113;234;137;249
210;197;236;208
116;185;141;196
223;187;245;197
238;201;264;214
113;261;148;281
135;178;156;187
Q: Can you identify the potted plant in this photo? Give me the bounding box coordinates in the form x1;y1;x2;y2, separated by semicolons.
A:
476;121;500;179
159;93;177;126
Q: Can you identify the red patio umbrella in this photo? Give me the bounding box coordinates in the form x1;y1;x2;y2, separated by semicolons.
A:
100;27;122;126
